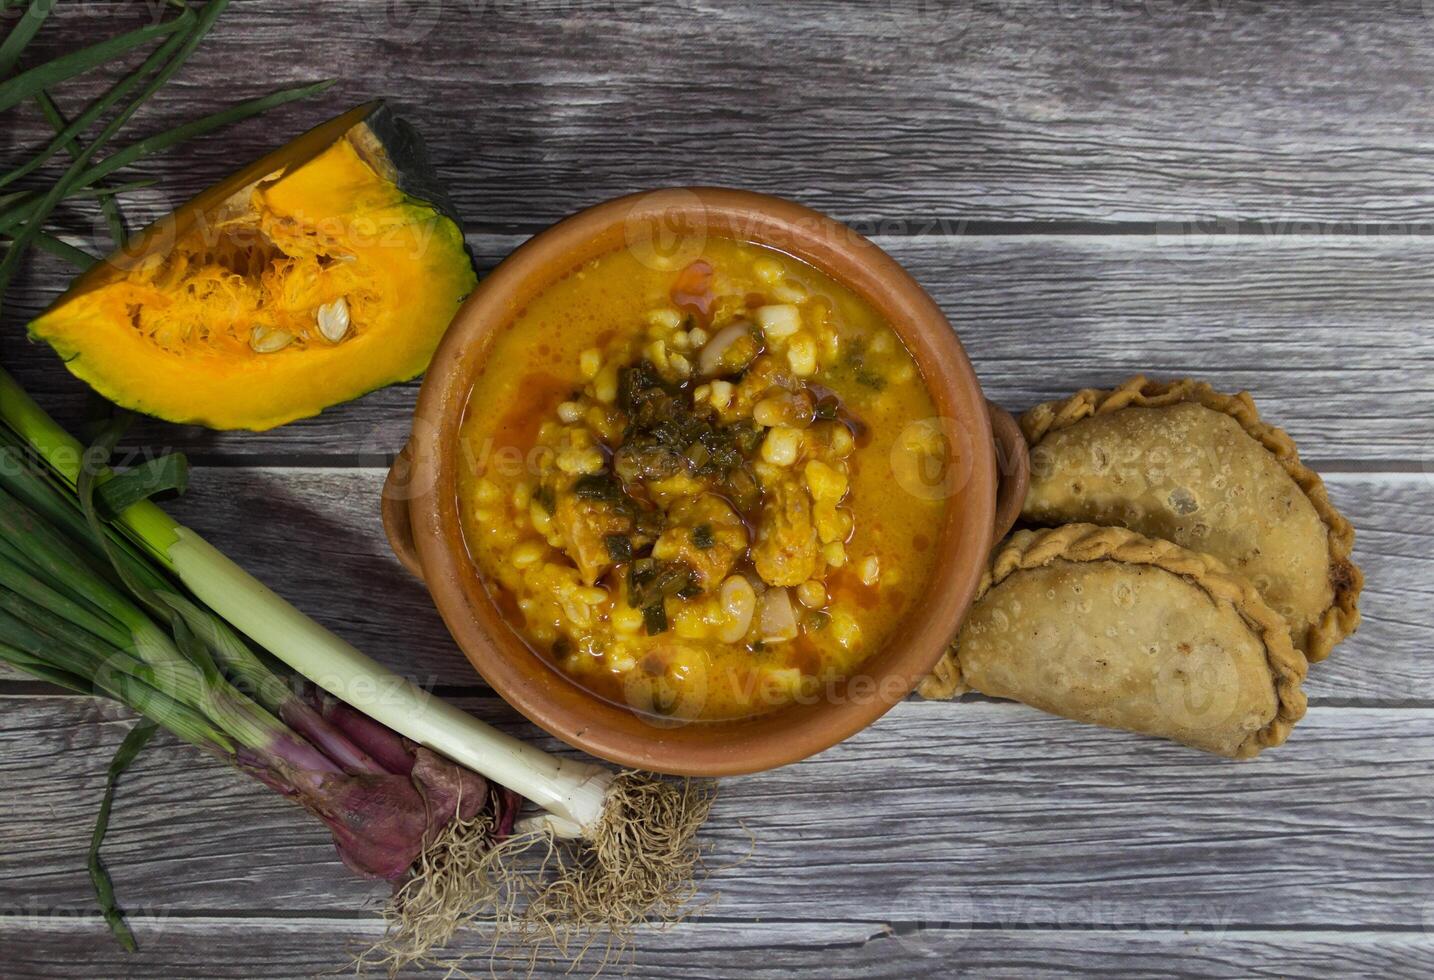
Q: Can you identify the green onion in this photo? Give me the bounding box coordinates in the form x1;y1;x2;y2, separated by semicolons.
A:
0;366;714;965
89;718;158;954
0;0;57;80
0;10;190;111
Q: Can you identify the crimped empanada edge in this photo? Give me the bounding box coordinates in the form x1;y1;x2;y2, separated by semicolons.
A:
919;523;1308;759
1019;375;1363;663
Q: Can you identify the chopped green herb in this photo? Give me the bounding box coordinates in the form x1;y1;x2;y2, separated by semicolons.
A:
642;602;668;635
533;484;556;513
691;523;715;549
572;472;621;500
854;369;886;391
604;534;633;562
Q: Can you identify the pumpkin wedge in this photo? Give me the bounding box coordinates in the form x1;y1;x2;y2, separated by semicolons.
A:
28;101;476;430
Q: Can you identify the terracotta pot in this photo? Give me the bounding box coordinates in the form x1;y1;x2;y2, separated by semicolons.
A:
382;187;1029;776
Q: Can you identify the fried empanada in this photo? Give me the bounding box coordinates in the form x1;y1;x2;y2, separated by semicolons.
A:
921;524;1307;758
1019;377;1362;662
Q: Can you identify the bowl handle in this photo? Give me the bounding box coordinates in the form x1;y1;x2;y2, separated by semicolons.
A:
986;400;1030;542
381;441;425;580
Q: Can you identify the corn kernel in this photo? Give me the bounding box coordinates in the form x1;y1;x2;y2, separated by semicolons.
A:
772;278;807;303
754;257;784;284
577;586;609;605
675;607;707;639
870;331;894;354
512;481;533;510
787;334;817;377
530;502;554;533
669;352;692;377
693;383;712;403
814;501;851;544
752;398;783;428
646;339;669;370
613;605;644;634
754;303;801;339
688;326;710;346
557;400;583;423
830;610;862;649
823;542;847;567
708;379;734;410
557;447;605;475
509;540;546;569
858;555;880;586
804;460;848;502
761;426;802;466
647;307;683;332
593;365;618;403
473;478;501;506
796;579;827;608
892;362;915;383
829;425;855;457
579;348;602;379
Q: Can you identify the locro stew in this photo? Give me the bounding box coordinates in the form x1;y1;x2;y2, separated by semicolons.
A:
458;237;952;720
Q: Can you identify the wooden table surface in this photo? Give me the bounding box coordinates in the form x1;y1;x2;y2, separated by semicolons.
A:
4;2;1433;976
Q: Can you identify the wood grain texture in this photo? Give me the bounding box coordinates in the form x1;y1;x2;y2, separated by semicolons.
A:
7;233;1434;459
4;2;1432;974
11;0;1434;228
2;698;1431;927
4;918;1433;980
6;466;1419;699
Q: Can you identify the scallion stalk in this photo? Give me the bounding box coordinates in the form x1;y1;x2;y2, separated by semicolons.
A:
0;367;714;967
0;365;615;828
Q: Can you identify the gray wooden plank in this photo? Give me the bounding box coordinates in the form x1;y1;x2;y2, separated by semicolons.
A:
4;467;1421;701
11;0;1434;228
7;233;1433;459
3;917;1432;979
2;698;1431;927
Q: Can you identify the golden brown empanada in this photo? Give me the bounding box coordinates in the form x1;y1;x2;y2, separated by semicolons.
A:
921;524;1307;758
1019;376;1362;662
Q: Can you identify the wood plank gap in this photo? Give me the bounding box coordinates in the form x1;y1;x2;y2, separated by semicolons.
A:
3;682;1432;710
471;220;1434;240
3;911;1427;936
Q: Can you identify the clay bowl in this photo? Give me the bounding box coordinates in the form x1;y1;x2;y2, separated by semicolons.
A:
383;187;1028;776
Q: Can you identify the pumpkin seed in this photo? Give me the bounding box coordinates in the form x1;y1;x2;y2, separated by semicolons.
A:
248;325;294;353
316;296;350;343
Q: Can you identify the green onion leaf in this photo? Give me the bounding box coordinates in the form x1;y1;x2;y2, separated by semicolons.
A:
604;534;633;562
88;718;158;953
76;77;337;190
30;229;98;269
0;11;190;192
35;90;126;244
643;602;668;635
98;452;189;515
0;10;191;113
0;0;57;80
